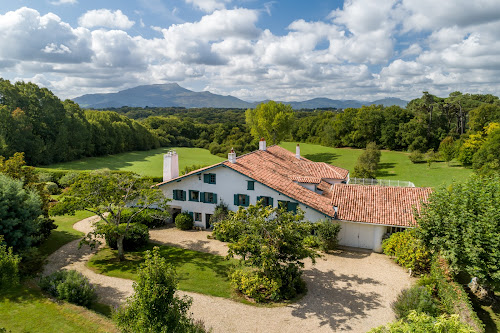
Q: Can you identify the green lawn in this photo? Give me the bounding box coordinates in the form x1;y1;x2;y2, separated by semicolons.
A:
38;147;225;177
0;284;117;333
87;244;236;299
281;142;473;187
39;211;95;257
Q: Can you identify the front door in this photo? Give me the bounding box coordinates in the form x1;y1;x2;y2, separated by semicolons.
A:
205;214;212;229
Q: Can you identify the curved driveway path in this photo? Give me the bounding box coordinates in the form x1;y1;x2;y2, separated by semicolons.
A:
44;218;414;333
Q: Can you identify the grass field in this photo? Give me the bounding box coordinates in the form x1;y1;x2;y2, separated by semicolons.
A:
39;147;225;177
281;142;473;187
39;210;94;257
88;244;236;299
0;284;117;333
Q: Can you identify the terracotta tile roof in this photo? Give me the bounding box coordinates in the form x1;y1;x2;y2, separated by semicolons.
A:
330;184;432;227
290;175;322;184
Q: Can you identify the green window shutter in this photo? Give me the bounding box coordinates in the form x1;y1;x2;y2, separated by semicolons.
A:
188;212;193;218
288;202;298;212
244;195;250;207
212;193;217;204
234;194;239;206
200;192;205;203
257;196;261;203
247;181;254;190
173;190;177;200
182;190;186;201
269;197;274;207
204;174;210;183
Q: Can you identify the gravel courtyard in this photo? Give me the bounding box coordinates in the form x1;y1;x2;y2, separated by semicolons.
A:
45;218;414;333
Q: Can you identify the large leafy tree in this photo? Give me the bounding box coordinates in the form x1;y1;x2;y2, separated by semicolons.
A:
245;100;294;144
51;170;168;261
113;247;205;333
415;175;500;287
472;123;500;175
351;142;381;179
0;174;42;251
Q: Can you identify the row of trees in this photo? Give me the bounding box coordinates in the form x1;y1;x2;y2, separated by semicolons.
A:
0;79;160;165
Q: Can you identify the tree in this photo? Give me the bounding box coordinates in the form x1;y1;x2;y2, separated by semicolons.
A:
472;123;500;175
225;203;318;301
51;170;168;261
415;175;500;287
438;137;456;165
114;247;206;333
0;174;42;252
245;101;294;144
0;235;20;289
352;142;381;179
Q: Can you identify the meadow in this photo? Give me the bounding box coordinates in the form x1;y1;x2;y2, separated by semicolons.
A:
40;142;472;187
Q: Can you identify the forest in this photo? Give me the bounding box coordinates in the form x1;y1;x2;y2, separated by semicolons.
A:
1;79;499;175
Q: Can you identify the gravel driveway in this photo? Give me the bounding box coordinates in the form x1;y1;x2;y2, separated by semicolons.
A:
45;219;413;333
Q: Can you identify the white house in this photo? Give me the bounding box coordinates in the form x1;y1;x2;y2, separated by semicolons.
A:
155;139;431;252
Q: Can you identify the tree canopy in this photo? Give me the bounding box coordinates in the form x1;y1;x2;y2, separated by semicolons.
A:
245;101;295;144
352;142;381;179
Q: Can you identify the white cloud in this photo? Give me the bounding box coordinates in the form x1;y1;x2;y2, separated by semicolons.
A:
185;0;231;13
50;0;78;5
78;9;135;29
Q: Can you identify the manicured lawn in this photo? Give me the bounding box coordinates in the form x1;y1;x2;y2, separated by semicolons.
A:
87;244;236;299
0;284;117;333
38;147;225;177
281;142;473;187
39;211;95;256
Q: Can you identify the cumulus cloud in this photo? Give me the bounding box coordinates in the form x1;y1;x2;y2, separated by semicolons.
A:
50;0;78;5
78;9;135;29
185;0;231;13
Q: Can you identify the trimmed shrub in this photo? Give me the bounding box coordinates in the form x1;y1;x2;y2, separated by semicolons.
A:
44;181;59;195
392;285;439;319
175;213;194;231
104;223;149;251
58;172;80;188
314;220;341;252
40;270;97;308
0;236;20;289
230;269;280;303
37;172;54;183
382;230;431;274
409;150;425;163
120;208;170;229
369;310;476;333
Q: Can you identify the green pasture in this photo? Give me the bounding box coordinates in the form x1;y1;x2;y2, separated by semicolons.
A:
88;244;236;300
281;142;472;187
38;147;225;177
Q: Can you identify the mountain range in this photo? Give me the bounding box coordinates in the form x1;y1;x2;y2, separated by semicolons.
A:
73;83;408;109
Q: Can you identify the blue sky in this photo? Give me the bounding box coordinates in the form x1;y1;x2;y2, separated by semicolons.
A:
1;0;500;101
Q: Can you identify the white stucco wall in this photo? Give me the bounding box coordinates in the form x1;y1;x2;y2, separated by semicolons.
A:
159;165;386;252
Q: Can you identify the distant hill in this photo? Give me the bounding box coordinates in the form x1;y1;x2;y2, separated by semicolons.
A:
73;83;408;109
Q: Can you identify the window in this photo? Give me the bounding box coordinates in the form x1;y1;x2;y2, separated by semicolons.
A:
387;226;406;235
278;200;298;213
173;189;186;201
203;173;216;184
189;190;199;202
200;192;217;204
257;196;273;207
194;212;202;222
247;181;255;190
234;194;250;206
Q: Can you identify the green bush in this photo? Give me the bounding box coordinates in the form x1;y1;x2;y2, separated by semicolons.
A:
392;285;439;319
230;269;280;303
175;213;194;231
103;223;149;251
40;270;97;308
37;172;54;182
114;247;207;333
314;220;341;252
303;235;322;249
409;150;425;163
18;247;47;278
120;208;170;229
369;310;476;333
212;218;249;242
58;172;80;188
382;230;431;273
44;181;60;195
0;236;20;289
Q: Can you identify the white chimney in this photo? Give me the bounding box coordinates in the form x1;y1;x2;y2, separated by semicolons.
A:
295;144;300;159
228;148;236;163
259;138;267;151
163;150;179;182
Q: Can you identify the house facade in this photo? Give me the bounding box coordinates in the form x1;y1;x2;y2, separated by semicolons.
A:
155;139;431;252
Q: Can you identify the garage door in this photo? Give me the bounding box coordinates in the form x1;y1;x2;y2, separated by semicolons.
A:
338;222;374;250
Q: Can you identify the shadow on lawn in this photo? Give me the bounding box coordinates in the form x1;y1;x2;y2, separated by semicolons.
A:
376;162;397;178
304;152;340;163
291;268;382;331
